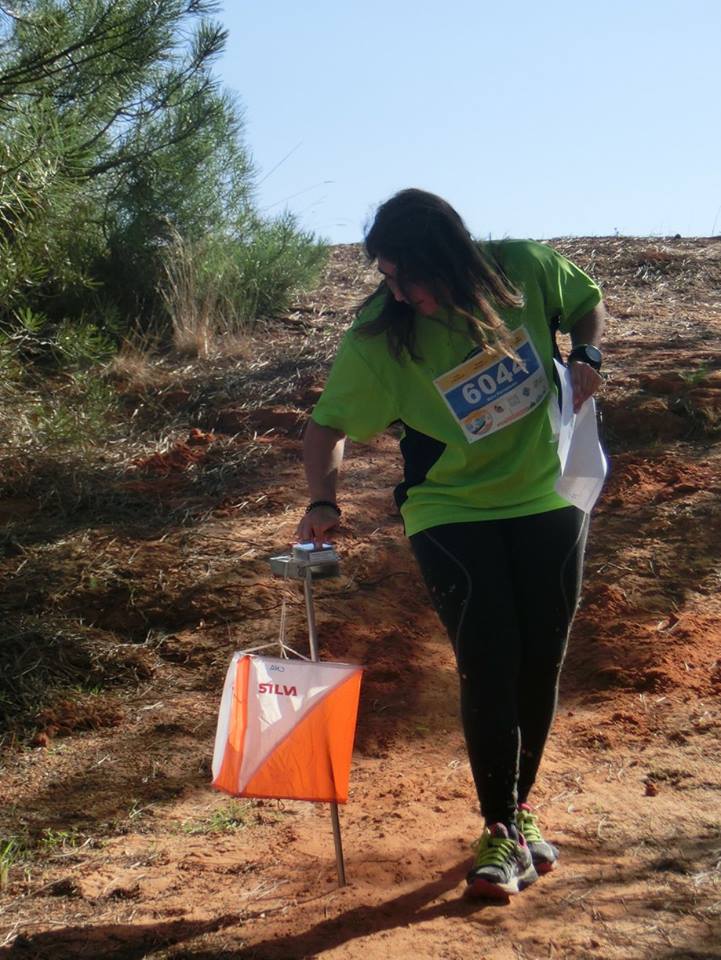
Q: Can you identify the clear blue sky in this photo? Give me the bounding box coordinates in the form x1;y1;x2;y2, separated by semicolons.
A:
217;1;721;244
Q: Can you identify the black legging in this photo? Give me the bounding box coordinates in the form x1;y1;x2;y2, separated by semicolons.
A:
410;506;588;827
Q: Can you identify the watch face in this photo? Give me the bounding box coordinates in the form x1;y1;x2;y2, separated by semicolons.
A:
571;344;602;369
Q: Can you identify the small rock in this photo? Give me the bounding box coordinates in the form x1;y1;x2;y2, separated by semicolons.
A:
49;878;82;898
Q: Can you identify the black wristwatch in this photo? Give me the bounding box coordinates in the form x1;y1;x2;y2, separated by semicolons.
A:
568;343;602;372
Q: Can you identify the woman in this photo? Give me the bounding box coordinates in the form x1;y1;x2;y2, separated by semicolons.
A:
297;189;605;900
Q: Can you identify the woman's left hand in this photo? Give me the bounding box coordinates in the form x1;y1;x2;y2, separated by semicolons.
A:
569;360;603;413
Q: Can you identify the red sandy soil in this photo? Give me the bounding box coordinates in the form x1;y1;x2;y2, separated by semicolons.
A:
1;239;720;959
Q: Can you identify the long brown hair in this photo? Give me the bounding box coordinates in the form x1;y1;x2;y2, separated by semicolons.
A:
357;188;523;361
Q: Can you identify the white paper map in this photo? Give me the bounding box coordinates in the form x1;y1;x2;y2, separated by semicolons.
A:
552;359;607;513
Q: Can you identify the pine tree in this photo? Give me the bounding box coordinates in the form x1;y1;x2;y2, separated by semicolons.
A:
0;2;322;331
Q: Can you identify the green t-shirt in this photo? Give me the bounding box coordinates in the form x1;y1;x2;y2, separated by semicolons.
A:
311;239;602;536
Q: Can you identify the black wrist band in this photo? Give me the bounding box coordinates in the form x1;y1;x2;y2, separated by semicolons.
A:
306;500;341;517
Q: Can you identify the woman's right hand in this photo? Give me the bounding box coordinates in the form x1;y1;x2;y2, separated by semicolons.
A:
296;505;341;547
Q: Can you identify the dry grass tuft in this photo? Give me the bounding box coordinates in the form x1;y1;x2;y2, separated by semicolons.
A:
160;232;226;358
106;340;164;391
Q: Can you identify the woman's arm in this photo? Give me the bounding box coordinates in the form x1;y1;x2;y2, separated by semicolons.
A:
569;301;607;412
296;419;347;545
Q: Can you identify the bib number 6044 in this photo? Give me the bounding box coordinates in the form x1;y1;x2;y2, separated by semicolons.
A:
461;358;525;405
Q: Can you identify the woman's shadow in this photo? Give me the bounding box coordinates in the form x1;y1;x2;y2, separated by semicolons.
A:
4;860;504;959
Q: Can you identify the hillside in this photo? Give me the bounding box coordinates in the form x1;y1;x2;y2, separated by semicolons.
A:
1;237;720;960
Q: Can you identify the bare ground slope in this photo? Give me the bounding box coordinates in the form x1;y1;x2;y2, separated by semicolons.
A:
1;238;720;959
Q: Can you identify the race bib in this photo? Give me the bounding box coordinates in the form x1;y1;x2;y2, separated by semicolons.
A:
433;327;549;443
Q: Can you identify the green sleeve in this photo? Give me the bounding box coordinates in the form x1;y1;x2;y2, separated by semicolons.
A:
529;241;603;333
311;331;399;443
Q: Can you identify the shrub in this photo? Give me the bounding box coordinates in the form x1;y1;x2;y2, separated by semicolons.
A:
160;218;326;356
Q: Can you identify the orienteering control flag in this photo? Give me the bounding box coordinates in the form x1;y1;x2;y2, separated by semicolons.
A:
212;654;363;803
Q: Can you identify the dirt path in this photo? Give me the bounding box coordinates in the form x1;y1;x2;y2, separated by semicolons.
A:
1;240;720;959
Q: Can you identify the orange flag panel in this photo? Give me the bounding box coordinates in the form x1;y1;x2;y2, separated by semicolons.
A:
212;655;363;803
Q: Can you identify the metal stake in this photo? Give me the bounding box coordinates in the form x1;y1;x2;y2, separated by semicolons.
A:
304;567;347;887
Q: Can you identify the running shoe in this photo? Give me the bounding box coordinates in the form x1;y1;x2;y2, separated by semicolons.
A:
516;803;558;874
465;823;538;899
